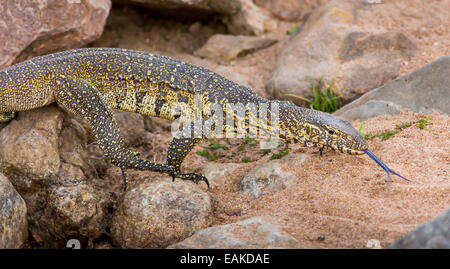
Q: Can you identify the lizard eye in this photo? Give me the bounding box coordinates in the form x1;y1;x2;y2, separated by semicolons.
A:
328;130;335;135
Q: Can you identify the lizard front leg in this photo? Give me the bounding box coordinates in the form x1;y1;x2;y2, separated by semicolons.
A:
53;77;173;190
0;112;17;122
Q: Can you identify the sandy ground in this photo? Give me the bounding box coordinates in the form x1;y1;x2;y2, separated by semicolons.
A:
91;1;450;248
357;0;450;76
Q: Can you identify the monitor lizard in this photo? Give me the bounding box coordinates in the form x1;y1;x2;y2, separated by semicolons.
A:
0;48;410;190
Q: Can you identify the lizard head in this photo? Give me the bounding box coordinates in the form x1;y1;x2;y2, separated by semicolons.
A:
276;101;411;183
277;101;368;154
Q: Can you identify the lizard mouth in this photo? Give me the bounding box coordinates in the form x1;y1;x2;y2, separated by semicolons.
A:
327;144;366;155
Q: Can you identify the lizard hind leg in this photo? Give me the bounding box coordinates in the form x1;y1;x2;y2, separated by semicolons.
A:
54;77;174;188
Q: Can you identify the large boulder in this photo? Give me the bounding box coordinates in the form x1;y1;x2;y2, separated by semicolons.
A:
0;0;111;68
265;0;417;105
0;173;28;249
111;178;212;248
334;56;450;120
0;106;113;248
168;216;301;248
389;208;450;249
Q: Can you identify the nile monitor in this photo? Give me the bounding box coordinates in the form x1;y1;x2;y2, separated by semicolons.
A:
0;48;410;189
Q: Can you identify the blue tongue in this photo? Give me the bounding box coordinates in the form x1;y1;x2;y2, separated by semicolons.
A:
363;149;412;183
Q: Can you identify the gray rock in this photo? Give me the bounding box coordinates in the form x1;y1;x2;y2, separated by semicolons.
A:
202;162;244;188
335;56;450;120
111;179;212;248
168;216;301;248
389;208;450;249
0;0;111;68
0;173;28;249
114;111;146;147
195;34;277;62
240;154;307;198
221;0;274;36
265;0;417;105
181;54;253;88
27;184;113;248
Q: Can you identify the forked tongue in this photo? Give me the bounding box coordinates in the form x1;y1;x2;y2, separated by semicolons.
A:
363;149;412;183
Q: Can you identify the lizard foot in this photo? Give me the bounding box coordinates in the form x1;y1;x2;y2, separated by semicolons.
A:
170;170;210;188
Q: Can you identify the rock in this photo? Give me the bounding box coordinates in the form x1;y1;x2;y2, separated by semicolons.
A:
0;0;111;68
194;34;277;62
389;208;450;249
222;0;273;36
111;178;212;248
114;110;146;147
240;154;307;198
0;105;114;247
26;184;113;248
265;0;417;105
202;162;244;188
181;54;253;88
168;216;301;248
0;106;64;191
254;0;327;22
116;0;241;15
334;56;450;120
0;173;28;249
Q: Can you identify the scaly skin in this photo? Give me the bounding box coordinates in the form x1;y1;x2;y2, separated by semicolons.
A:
0;48;370;189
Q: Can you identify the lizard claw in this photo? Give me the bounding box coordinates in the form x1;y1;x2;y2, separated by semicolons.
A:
170;170;210;188
193;174;210;189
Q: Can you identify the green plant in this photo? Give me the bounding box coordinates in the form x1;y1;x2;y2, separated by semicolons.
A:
287;25;300;35
197;149;218;161
365;130;398;141
271;149;289;160
241;157;252;163
197;141;228;161
285;79;341;113
416;115;432;130
208;141;228;150
365;122;413;141
243;137;259;146
358;122;366;135
364;116;432;142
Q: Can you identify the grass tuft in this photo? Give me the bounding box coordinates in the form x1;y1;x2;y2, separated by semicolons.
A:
416;115;432;130
285;79;341;113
